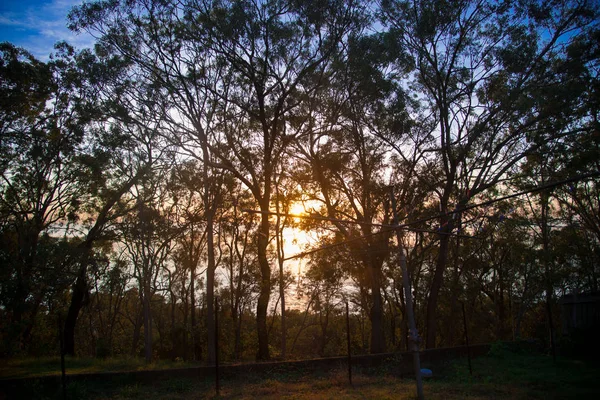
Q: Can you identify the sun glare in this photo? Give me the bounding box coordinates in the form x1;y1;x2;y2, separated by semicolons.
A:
289;202;306;220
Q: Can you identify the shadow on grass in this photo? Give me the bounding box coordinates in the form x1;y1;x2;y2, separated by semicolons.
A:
3;344;600;399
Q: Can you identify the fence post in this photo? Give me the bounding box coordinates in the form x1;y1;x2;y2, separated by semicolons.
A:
346;301;352;385
215;296;220;396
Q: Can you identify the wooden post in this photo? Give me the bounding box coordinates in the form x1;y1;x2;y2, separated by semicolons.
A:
346;301;352;385
389;188;424;400
215;296;220;396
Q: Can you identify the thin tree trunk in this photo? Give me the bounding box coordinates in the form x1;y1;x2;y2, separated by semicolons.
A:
143;280;153;363
256;199;271;360
170;289;177;359
369;261;385;353
206;212;216;364
64;261;87;356
426;225;451;349
541;190;556;361
190;265;198;360
130;308;143;357
275;198;287;359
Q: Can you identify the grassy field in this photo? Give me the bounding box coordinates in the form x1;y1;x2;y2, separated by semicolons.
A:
0;356;198;379
2;344;599;399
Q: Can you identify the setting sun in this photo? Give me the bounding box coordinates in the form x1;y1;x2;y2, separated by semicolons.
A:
288;202;307;222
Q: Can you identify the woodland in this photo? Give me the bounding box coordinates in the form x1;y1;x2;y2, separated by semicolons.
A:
0;0;599;366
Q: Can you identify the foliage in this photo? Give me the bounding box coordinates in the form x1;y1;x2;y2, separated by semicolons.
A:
1;0;599;371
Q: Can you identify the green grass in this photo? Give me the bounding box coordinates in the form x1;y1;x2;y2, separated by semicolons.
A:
3;345;600;399
0;356;198;379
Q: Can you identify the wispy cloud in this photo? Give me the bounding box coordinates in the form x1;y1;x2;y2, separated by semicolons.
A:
0;0;95;60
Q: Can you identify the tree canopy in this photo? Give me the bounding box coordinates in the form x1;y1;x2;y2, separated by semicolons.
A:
1;0;599;362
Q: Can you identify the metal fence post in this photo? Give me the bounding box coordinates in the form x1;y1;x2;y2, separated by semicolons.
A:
346;301;352;385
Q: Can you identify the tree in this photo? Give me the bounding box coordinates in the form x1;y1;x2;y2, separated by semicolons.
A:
380;0;600;348
69;0;364;360
295;123;394;353
218;182;261;360
120;179;176;363
303;244;348;356
0;43;93;353
60;45;158;356
168;161;208;360
291;27;421;353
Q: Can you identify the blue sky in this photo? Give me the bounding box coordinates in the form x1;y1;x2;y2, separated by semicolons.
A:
0;0;93;59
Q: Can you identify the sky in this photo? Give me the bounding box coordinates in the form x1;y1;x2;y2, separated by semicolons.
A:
0;0;93;59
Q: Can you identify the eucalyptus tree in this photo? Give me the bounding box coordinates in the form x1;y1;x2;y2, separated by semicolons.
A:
291;26;422;353
272;159;306;359
168;161;208;360
302;244;350;356
295;122;394;353
119;168;178;363
61;46;156;356
217;181;261;360
70;0;364;360
0;41;147;356
193;0;365;360
69;0;225;362
0;42;99;353
379;0;600;348
554;122;600;250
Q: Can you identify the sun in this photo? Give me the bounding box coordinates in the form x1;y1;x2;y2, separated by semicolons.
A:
281;201;311;256
288;202;306;219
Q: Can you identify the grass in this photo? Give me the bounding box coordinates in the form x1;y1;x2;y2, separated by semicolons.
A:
0;356;198;379
3;344;600;399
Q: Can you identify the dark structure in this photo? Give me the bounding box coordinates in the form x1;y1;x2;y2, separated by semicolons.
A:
560;291;600;334
559;291;600;356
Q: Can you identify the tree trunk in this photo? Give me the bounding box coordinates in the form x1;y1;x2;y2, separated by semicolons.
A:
64;246;92;356
390;313;396;349
398;280;409;351
131;308;143;357
64;267;86;356
256;200;271;360
190;266;198;360
541;190;556;360
369;262;385;353
426;220;452;349
170;290;177;359
275;205;287;360
279;275;287;359
143;279;153;363
206;212;216;364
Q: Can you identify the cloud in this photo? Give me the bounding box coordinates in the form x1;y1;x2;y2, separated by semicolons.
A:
0;15;29;28
0;0;95;60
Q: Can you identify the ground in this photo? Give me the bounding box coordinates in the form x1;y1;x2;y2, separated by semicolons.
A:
2;344;599;399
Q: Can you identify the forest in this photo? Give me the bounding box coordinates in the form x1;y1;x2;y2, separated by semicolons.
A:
1;0;599;366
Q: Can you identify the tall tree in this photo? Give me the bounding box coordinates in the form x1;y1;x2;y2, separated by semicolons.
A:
218;182;260;360
380;0;600;348
168;161;208;360
120;174;176;363
292;28;417;353
191;0;363;360
0;43;94;353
